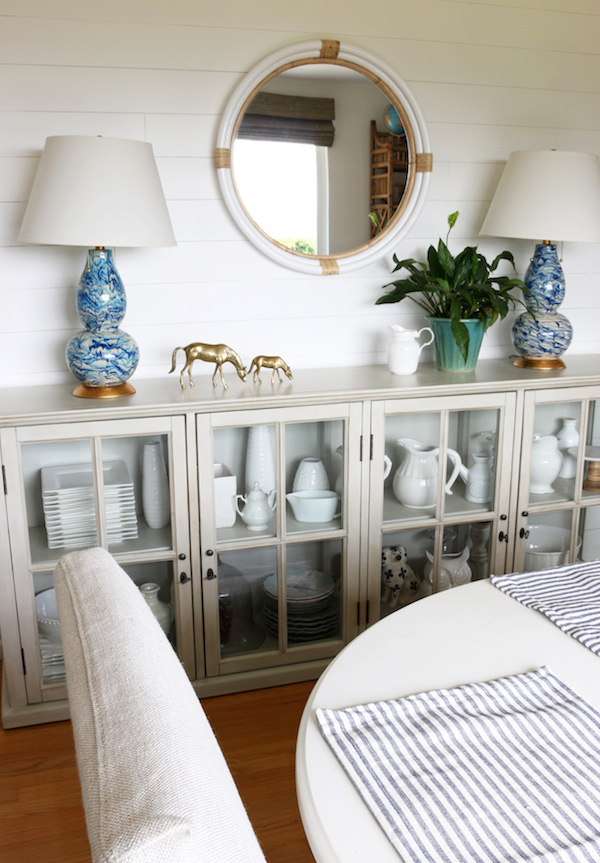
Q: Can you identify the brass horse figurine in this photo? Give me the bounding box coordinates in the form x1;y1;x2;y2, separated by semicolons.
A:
169;343;247;389
248;355;293;384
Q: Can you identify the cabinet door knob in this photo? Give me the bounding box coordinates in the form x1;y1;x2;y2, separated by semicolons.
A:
179;572;190;584
519;528;530;539
498;531;509;543
206;568;217;580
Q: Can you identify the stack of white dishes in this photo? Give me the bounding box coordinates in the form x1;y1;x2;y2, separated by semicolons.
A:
41;461;138;549
262;569;339;643
36;587;66;682
39;635;66;682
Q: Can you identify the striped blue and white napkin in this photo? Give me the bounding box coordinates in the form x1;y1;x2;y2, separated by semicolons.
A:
317;667;600;862
491;560;600;656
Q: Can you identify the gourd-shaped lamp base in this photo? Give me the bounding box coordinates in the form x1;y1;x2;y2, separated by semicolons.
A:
511;241;572;370
66;248;139;398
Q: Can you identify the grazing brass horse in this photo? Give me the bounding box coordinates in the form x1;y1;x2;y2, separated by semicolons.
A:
169;343;247;390
248;355;293;384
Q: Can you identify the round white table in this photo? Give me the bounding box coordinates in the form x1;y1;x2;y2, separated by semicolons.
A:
296;580;600;863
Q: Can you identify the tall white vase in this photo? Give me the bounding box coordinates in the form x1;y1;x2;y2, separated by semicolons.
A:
557;417;579;479
245;425;276;495
142;440;170;529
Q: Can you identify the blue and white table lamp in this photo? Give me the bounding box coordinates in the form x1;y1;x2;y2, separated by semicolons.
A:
18;135;176;397
480;149;600;369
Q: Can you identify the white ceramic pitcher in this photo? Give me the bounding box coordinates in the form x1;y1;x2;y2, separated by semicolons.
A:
530;434;563;494
387;325;434;375
393;438;462;509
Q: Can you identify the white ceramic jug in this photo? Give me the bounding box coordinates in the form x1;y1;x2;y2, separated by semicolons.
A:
530;434;563;494
458;452;493;503
387;325;434;375
236;482;276;530
393;438;462;509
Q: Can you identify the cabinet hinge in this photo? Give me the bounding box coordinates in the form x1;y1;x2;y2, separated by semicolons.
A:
21;648;26;675
370;434;374;461
2;465;6;495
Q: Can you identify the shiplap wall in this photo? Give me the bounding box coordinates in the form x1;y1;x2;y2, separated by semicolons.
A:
2;0;600;389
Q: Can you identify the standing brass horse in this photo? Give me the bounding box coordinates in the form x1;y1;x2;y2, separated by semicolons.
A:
248;355;293;384
169;343;247;389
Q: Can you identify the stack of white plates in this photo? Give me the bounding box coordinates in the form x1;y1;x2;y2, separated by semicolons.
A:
262;569;339;642
39;634;66;683
41;461;138;549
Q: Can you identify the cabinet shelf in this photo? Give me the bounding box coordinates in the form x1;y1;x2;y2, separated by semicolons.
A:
28;522;173;569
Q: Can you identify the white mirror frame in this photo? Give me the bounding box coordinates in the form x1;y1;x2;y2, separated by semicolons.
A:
216;39;432;275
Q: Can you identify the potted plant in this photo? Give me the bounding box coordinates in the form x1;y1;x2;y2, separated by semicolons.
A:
375;212;529;372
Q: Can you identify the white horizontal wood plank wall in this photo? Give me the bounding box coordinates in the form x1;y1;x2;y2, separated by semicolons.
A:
1;0;600;388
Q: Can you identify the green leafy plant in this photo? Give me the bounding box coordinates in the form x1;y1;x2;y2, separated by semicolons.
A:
277;236;316;255
376;212;530;360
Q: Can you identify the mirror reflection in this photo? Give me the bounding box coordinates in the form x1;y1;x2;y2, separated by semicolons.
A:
216;41;431;274
232;65;411;258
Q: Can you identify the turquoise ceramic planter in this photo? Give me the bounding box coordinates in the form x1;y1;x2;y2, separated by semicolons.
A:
428;318;484;373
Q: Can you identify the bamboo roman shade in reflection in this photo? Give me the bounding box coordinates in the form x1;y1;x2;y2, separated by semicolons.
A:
238;92;335;147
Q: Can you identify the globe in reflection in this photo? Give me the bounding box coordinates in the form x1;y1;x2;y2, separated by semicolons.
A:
383;104;404;135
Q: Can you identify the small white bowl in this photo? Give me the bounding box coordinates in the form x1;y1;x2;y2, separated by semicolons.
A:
35;588;62;645
286;490;340;523
524;525;582;571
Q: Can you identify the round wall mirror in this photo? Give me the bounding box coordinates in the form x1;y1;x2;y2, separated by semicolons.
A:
216;40;432;275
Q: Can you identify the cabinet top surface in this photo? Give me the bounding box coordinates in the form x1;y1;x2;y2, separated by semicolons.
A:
2;356;600;427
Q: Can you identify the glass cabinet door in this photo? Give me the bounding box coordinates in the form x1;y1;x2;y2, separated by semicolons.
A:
515;387;600;572
1;416;193;708
368;392;516;622
196;403;363;678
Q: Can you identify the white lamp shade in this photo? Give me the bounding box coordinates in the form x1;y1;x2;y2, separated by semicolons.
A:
18;135;176;248
480;149;600;243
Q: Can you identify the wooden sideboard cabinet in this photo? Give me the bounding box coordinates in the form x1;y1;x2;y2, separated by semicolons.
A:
3;357;600;727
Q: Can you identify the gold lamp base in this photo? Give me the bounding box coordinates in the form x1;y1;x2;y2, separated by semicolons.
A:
513;356;566;370
72;381;136;399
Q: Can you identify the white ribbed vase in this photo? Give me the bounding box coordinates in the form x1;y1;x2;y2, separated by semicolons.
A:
244;425;276;495
142;440;170;529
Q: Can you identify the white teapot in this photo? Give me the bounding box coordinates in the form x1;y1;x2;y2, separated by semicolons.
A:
236;482;276;530
387;325;434;375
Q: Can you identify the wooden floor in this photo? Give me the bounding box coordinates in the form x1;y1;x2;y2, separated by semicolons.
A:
0;673;317;863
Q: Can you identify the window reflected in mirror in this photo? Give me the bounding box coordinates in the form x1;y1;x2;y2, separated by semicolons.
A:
234;140;327;255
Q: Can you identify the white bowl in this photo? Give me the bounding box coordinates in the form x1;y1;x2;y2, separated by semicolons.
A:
35;588;62;645
524;525;582;571
286;490;340;523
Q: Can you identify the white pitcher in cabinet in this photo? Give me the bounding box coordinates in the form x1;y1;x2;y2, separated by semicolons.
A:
393;438;462;509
